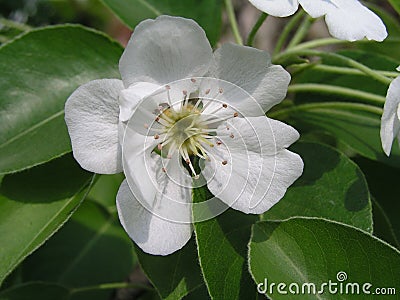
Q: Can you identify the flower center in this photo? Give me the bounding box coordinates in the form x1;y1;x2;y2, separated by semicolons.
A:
153;100;216;178
142;80;240;179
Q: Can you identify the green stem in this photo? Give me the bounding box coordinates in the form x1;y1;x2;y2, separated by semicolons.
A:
287;15;314;48
224;0;243;45
0;18;31;31
291;63;399;78
273;10;305;55
293;37;400;51
70;282;153;294
0;34;9;43
268;102;383;119
246;12;268;46
290;38;348;51
288;83;386;105
274;49;393;85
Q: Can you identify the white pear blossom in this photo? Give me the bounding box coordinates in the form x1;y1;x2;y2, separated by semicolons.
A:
380;67;400;156
248;0;387;41
65;15;303;255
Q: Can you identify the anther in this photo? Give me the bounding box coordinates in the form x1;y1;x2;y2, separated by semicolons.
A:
230;133;234;138
183;90;188;96
191;78;196;83
185;158;190;164
154;134;160;139
222;160;228;165
222;103;228;108
219;88;223;93
162;167;167;172
144;123;149;129
216;141;222;145
205;89;211;95
165;85;171;90
157;144;163;150
233;112;239;117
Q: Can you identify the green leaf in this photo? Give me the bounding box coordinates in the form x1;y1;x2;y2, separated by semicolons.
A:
0;282;70;300
0;154;93;286
294;50;398;101
0;25;123;174
388;0;400;16
136;238;203;300
101;0;222;45
263;142;372;233
249;218;400;300
280;102;400;168
21;201;136;300
355;157;400;248
193;187;259;300
87;173;124;210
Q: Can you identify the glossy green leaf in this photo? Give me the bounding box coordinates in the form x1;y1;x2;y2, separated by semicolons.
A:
263;142;372;233
355;157;400;248
0;154;93;286
21;201;135;300
280;102;400;168
249;218;400;300
101;0;222;45
136;238;203;300
0;282;70;300
0;25;123;174
193;187;259;300
87;173;124;210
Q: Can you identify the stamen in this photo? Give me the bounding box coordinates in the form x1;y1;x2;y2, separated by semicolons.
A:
182;90;188;108
155;116;170;127
159;111;174;124
166;85;173;107
180;147;199;179
205;103;229;116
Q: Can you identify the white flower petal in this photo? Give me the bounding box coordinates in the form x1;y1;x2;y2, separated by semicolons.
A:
203;116;303;214
116;180;192;256
299;0;387;41
119;82;162;122
120;16;213;87
122;125;193;222
248;0;299;17
65;79;123;174
381;76;400;156
208;43;291;114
